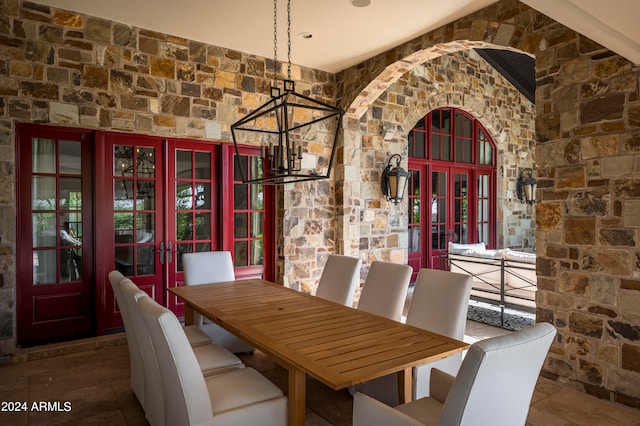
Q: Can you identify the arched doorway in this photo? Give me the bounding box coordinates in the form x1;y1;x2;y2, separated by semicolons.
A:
406;107;497;277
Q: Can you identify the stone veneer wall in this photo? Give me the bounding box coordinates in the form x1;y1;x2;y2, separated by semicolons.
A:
0;0;638;409
0;0;339;354
353;50;535;269
336;0;640;409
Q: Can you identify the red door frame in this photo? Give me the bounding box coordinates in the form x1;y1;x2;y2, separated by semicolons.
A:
16;124;94;345
95;132;165;332
222;144;275;281
166;140;221;317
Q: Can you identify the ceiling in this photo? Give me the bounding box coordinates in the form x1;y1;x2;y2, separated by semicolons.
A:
34;0;640;74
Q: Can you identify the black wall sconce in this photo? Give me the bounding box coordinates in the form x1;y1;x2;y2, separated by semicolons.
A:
381;154;409;204
516;167;537;204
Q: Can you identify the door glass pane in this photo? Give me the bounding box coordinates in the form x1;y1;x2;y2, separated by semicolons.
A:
60;247;81;281
136;213;155;242
136;147;156;178
33;138;56;173
234;241;248;267
250;184;263;210
32;176;56;210
195;213;211;240
234;184;248;209
114;146;134;177
441;136;450;161
409;227;420;252
33;249;56;284
59;177;82;210
176;212;192;241
59;140;81;174
250;240;263;265
33;213;56;247
250;212;263;238
432;135;440;160
136;180;155;210
114;213;134;241
196;183;211;209
195;152;210;179
176;182;193;209
136;245;154;275
234;213;248;238
114;180;134;210
60;213;82;245
176;150;191;179
114;246;134;275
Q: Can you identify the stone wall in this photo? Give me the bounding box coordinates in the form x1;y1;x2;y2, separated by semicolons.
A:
0;0;638;409
352;50;535;269
0;0;338;354
335;0;640;409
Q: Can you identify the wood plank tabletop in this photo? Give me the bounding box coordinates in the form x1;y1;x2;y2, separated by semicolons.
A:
169;278;469;390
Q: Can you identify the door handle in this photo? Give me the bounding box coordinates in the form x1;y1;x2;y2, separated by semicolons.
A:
167;241;173;264
155;242;165;264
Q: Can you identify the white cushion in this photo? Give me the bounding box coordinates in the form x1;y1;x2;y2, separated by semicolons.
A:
505;250;536;264
448;242;486;254
205;367;284;414
193;343;244;376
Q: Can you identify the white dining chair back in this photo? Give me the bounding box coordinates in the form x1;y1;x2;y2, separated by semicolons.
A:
315;254;362;306
357;268;472;404
108;270;144;407
119;279;164;426
357;261;412;321
408;268;472;399
138;295;287;426
353;322;557;426
138;295;213;426
182;251;253;353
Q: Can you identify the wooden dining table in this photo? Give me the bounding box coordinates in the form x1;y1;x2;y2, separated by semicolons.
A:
169;278;469;426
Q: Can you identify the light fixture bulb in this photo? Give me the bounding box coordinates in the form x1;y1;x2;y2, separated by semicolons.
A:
351;0;372;7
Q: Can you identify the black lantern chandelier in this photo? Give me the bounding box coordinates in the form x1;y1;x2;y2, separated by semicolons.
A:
381;154;410;204
516;167;537;204
231;0;344;185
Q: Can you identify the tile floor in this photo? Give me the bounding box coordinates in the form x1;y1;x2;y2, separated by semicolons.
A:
1;320;639;425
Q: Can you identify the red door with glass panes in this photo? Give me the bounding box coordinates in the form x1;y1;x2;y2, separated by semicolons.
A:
407;107;496;272
16;125;93;345
96;134;222;331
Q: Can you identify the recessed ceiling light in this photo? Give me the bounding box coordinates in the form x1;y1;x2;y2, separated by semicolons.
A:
351;0;372;7
299;32;313;39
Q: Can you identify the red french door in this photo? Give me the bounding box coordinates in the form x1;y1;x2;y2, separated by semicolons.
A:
96;134;221;331
408;162;475;271
16;125;94;345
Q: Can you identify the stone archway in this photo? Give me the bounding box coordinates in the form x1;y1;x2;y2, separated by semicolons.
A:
334;0;640;408
337;44;537;260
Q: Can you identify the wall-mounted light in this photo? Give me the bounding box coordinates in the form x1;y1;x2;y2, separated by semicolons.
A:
516;167;537;204
381;154;409;204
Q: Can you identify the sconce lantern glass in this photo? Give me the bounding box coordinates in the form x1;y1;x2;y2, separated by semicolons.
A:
381;154;410;204
516;167;537;204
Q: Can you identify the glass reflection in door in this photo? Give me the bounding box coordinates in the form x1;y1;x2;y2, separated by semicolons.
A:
113;145;157;276
31;138;83;284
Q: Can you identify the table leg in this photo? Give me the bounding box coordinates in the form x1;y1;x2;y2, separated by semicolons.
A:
288;366;306;426
184;304;194;326
398;367;413;404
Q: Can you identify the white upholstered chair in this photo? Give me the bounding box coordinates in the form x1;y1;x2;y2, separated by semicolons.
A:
315;254;362;306
182;251;254;354
120;280;244;425
356;261;412;321
138;294;288;426
353;322;557;426
356;268;473;405
108;270;144;406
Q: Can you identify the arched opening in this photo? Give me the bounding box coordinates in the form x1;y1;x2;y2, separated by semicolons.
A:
406;107;497;277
